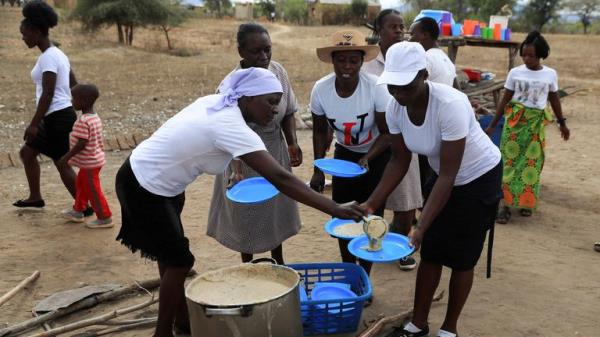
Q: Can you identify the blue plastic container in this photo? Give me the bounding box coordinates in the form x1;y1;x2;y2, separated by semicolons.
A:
478;114;504;147
289;263;372;336
413;9;455;25
452;23;462;36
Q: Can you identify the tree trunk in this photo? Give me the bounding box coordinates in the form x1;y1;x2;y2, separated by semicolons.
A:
161;25;173;50
583;23;588;34
128;25;134;46
117;22;124;44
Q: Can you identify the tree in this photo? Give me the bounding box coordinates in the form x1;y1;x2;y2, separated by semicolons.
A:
283;0;307;24
522;0;562;30
350;0;368;24
565;0;599;34
204;0;232;18
72;0;177;45
256;0;276;18
468;0;515;22
156;3;188;50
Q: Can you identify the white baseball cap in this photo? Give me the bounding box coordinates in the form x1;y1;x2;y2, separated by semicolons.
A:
377;41;427;86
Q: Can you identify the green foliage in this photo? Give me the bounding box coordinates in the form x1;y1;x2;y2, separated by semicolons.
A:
349;0;367;22
256;0;276;18
204;0;232;18
402;9;418;26
72;0;188;46
283;0;307;24
408;0;515;22
521;0;562;30
564;0;599;34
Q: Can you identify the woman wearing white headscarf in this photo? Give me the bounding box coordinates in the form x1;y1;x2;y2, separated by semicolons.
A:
115;68;363;337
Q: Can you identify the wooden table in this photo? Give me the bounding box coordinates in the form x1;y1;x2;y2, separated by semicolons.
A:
439;36;520;73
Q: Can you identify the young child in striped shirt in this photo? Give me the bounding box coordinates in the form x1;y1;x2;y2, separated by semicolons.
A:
58;84;112;228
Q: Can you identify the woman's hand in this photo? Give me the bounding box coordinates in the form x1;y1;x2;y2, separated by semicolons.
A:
227;160;245;188
287;143;303;167
332;201;363;221
408;225;424;251
309;170;325;193
358;156;369;171
559;124;570;141
24;124;39;143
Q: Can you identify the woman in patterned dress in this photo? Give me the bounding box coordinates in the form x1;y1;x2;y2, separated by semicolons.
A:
486;31;570;223
207;23;302;264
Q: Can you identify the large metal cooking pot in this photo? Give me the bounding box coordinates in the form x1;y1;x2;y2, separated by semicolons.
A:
185;262;303;337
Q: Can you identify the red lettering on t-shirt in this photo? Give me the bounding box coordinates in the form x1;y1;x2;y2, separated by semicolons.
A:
342;122;356;145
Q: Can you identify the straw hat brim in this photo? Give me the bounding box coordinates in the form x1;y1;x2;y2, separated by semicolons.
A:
316;45;380;63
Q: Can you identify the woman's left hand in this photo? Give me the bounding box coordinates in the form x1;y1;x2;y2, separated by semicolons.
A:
358;156;369;170
287;143;303;167
559;125;570;141
408;226;424;251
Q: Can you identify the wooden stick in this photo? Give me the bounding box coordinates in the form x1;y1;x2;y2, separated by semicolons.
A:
0;275;162;337
0;271;41;307
358;290;445;337
30;312;51;332
72;319;156;337
98;317;156;326
1;270;195;337
25;298;158;337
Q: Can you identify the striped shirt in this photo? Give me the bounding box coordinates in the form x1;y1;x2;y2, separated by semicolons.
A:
69;113;106;169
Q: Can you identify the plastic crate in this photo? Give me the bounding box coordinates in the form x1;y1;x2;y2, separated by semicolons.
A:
288;263;372;336
478;114;504;147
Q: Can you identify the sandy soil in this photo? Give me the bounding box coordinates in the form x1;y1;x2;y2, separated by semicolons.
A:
1;6;599;337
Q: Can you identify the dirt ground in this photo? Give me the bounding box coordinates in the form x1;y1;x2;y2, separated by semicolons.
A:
1;6;599;337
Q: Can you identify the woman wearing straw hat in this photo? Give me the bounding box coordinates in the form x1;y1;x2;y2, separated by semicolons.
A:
115;68;363;337
309;30;391;277
362;42;502;337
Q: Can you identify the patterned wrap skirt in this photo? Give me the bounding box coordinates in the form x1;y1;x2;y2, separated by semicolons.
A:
500;102;553;210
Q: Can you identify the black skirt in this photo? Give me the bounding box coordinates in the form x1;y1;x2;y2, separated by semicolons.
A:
331;144;390;217
420;161;502;271
115;158;195;267
26;106;76;160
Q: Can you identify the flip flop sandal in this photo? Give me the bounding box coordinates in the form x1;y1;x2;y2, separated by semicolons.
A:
496;207;511;224
13;199;45;208
520;209;533;217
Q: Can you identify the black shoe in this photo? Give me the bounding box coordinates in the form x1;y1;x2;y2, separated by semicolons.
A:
387;326;430;337
13;199;45;208
83;206;94;217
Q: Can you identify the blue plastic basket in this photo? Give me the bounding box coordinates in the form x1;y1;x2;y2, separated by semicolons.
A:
478;114;504;147
288;263;372;336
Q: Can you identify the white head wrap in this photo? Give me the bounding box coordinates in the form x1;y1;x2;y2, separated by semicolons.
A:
208;67;283;114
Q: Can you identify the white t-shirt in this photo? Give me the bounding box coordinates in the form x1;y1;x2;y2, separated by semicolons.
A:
426;48;456;87
386;82;500;186
505;64;558;110
130;95;266;197
31;46;72;115
310;72;390;153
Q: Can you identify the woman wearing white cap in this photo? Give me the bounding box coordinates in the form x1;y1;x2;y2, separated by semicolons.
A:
309;30;391;277
115;68;363;337
361;42;502;337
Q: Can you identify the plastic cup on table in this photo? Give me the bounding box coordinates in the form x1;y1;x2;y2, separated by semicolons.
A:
463;20;475;35
441;12;452;24
442;23;452;36
452;23;462;36
503;28;511;41
473;24;481;37
493;23;502;40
